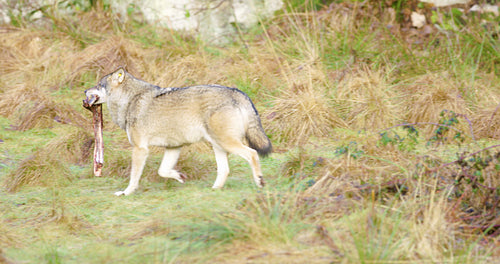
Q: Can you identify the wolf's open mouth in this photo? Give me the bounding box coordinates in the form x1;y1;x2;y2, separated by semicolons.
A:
83;94;99;109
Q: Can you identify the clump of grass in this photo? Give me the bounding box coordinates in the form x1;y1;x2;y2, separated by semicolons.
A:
473;104;500;139
400;187;458;261
279;147;316;178
400;72;472;135
4;150;72;192
212;191;312;245
32;188;91;231
47;126;94;164
0;85;87;131
164;191;313;260
4;126;91;192
152;54;211;88
265;85;345;145
320;181;463;262
0;30;56;74
66;35;147;84
305;132;413;196
0;219;21;248
336;66;402;131
125;217;170;241
331;208;407;262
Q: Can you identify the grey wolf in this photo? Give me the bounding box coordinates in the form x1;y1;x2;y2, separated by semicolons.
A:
84;67;272;196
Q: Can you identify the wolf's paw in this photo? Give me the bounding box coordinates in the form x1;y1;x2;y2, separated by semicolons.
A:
212;184;224;189
114;190;126;196
178;173;187;183
257;176;265;188
114;189;134;196
159;170;186;183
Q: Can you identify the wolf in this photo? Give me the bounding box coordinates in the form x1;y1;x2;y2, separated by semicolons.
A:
84;67;272;196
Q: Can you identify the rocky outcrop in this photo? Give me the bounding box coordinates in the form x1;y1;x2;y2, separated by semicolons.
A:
0;0;283;44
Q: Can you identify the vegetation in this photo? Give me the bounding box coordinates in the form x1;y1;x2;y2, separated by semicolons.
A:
1;0;499;263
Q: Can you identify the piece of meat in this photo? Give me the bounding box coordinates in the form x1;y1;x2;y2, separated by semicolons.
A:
83;95;104;177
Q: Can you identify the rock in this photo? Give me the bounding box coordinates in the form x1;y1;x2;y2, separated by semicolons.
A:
419;0;470;7
469;4;499;16
411;12;426;28
109;0;284;44
0;0;284;45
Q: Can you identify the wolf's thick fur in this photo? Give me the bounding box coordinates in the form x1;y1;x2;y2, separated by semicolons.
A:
85;67;272;196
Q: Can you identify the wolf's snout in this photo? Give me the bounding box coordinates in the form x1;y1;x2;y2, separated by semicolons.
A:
83;94;99;109
84;86;98;97
83;88;100;109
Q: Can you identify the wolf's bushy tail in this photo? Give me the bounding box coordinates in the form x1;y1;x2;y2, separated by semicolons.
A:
246;117;272;157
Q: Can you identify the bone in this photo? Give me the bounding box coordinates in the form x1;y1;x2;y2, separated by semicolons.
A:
83;95;104;176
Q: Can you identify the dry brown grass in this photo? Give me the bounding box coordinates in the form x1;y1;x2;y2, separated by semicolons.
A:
124;217;171;241
4;150;72;192
66;35;149;83
265;86;345;145
474;104;500;139
335;66;403;131
307;162;462;262
0;220;22;248
401;191;458;261
0;30;59;74
399;72;471;134
392;70;500;141
4;126;92;192
263;53;347;144
0;85;88;130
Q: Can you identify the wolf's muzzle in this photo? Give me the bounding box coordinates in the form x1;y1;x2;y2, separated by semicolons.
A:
83;90;99;109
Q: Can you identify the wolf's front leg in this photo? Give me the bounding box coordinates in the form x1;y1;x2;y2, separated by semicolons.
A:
115;146;149;196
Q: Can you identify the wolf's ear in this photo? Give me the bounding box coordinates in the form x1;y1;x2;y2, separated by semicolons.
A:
112;68;125;84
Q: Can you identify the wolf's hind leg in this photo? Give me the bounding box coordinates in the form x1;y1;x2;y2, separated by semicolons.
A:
212;146;229;189
218;140;264;188
231;145;264;188
115;146;149;196
158;148;185;183
207;112;264;188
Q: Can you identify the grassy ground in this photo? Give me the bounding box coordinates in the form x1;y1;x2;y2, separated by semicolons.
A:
1;1;499;263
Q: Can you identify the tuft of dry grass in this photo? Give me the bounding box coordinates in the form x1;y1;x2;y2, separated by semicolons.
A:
124;217;171;241
265;84;346;145
46;126;94;164
335;66;403;131
316;179;462;262
212;191;312;246
4;126;92;192
0;85;88;131
399;188;459;261
0;30;58;75
66;36;147;83
152;54;212;88
0;219;22;248
4;150;72;192
473;103;500;139
400;72;473;134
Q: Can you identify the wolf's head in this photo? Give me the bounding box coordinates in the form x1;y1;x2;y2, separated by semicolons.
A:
84;67;127;106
